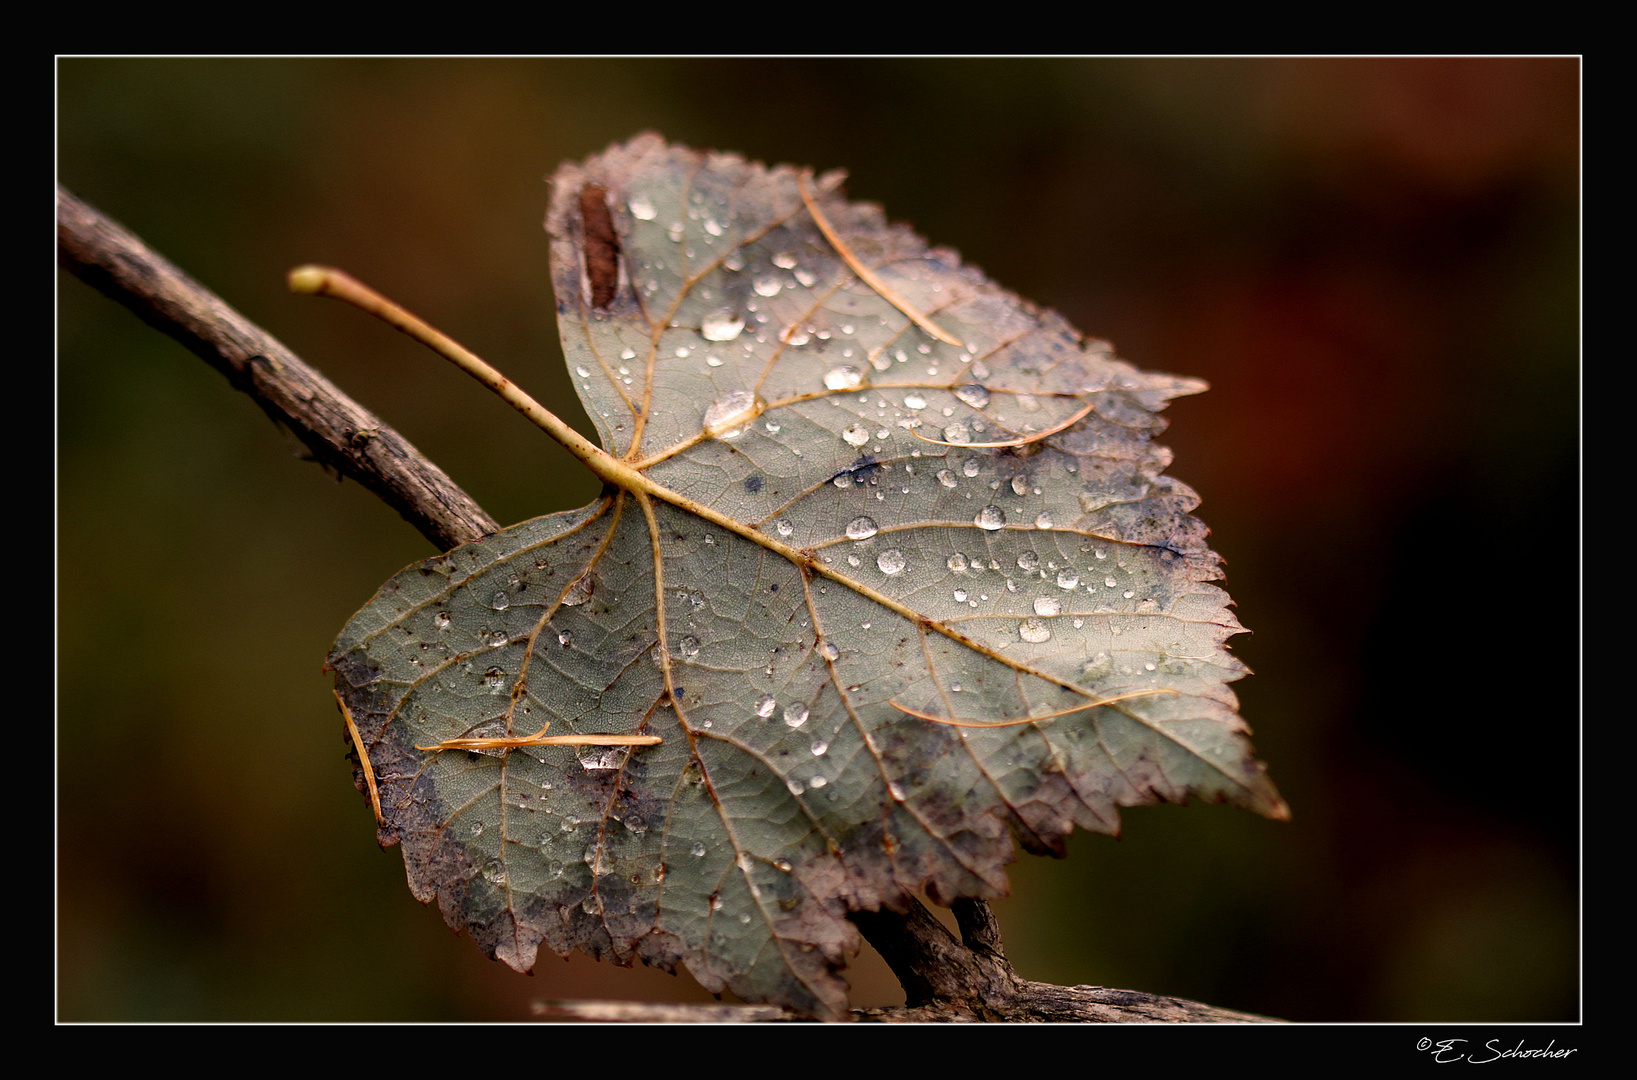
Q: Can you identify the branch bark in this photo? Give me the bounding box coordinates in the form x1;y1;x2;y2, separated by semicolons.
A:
57;187;1278;1024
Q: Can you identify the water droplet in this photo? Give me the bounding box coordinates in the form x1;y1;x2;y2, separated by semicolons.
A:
724;250;745;271
823;364;864;391
962;458;981;477
887;782;906;801
842;424;870;447
937;469;958;489
946;553;969;573
575;365;591;378
820;640;840;661
772;251;798;269
666;221;685;242
753;274;782;297
1123;590;1135;599
703;390;759;439
1034;596;1062;617
811;740;829;757
783;703;809;728
845;515;878;540
678;635;701;658
1011;476;1030;497
775;859;793;872
739;912;752;924
561;575;593;606
1057;569;1079;590
691;841;707;857
1017;551;1040;572
701;310;744;341
629;194;656;220
954;384;990;408
1019;618;1052;643
470;821;484;837
490;591;510;610
787;779;804;795
942;422;971;444
1105;576;1119;588
434;611;452;630
1032;512;1052;531
558;629;573;647
776;518;794;537
755;694;777;718
975;505;1006;531
877;549;906;575
480;859;507;885
903;393;927;410
1145;661;1158;671
795;267;817;287
953;588;968;602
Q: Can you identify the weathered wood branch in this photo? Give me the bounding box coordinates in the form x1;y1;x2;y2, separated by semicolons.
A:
57;184;497;552
57;188;1278;1024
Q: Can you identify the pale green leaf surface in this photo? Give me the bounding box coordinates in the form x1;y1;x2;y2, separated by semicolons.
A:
329;134;1285;1019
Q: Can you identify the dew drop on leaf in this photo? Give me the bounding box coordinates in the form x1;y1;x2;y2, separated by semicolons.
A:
1018;618;1052;643
954;384;990;408
755;694;777;718
842;424;870;447
1017;551;1040;572
1057;569;1079;590
560;575;593;606
678;635;701;658
937;469;958;489
963;458;981;477
754;274;782;297
1033;596;1062;617
947;552;968;572
942;422;971;444
903;393;926;410
783;703;809;728
701;310;745;341
824;365;865;391
876;549;906;575
490;591;510;610
703;390;759;439
628;194;656;220
1035;511;1053;529
975;505;1006;531
845;515;878;540
776;519;794;536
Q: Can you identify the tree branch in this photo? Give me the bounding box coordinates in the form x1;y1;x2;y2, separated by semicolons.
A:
57;188;1277;1023
57;184;497;552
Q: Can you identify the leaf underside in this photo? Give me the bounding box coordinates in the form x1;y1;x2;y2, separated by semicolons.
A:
329;133;1286;1020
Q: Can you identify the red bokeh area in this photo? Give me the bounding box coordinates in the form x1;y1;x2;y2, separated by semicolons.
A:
58;59;1578;1022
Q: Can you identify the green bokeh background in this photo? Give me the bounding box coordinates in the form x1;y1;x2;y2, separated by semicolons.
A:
57;58;1579;1021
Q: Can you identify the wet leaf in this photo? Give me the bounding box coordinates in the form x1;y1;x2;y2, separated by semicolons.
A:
328;134;1286;1019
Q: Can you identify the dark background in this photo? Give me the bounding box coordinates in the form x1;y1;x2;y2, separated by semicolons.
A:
57;58;1579;1022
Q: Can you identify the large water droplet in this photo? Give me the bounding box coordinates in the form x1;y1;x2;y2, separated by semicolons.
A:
753;274;783;297
823;365;864;391
954;384;991;408
628;194;656;220
1018;618;1052;643
701;310;745;341
842;424;870;447
1011;476;1031;497
962;458;981;477
820;640;840;661
1017;551;1040;572
845;515;878;540
481;859;507;885
877;549;906;575
560;575;593;606
490;591;510;610
783;703;809;728
953;588;968;602
1034;596;1062;617
772;251;798;269
678;635;701;658
937;469;958;489
946;552;968;572
434;611;452;631
1057;569;1080;590
1035;511;1054;530
903;393;927;410
691;841;707;857
703;390;759;439
755;694;777;718
811;740;829;757
975;505;1006;531
776;518;794;536
942;422;972;444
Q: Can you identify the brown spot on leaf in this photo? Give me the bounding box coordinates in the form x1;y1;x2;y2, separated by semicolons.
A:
580;183;620;309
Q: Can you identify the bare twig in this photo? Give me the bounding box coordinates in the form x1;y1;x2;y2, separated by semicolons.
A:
58;190;1279;1023
57;185;497;552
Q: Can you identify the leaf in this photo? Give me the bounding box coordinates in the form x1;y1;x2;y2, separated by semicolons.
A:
327;133;1286;1020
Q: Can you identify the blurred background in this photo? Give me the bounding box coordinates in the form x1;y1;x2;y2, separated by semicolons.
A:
57;58;1579;1022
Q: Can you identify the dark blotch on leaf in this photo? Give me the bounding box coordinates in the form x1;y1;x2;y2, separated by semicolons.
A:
744;475;763;493
580;183;621;309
